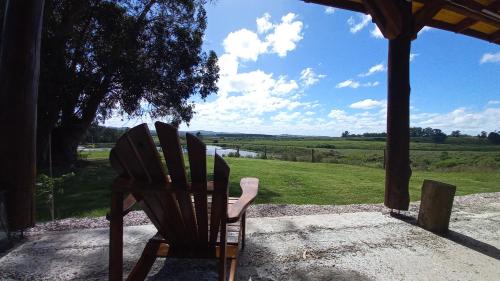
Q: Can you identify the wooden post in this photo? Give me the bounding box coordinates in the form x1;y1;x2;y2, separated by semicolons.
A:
311;149;314;163
109;190;124;281
384;0;412;211
0;0;45;230
417;180;456;234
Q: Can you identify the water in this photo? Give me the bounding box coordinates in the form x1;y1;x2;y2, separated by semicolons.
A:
78;145;259;157
205;145;258;157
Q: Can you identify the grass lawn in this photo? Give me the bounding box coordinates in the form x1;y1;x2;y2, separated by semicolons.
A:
37;156;500;221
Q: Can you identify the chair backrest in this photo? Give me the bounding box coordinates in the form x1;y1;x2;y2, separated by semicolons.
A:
109;122;229;256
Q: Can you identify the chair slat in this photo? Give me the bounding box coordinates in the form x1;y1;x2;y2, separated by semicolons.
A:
209;154;229;249
111;124;184;245
155;122;198;246
186;133;209;248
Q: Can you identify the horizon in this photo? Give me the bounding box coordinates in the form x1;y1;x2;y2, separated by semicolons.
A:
103;0;500;137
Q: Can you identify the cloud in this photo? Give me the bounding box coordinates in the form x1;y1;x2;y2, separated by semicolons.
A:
347;14;371;34
358;63;386;77
223;29;267;61
410;53;419;62
488;100;500;105
362;81;379;87
265;13;303;57
256;13;273;34
300;67;326;86
418;26;432;35
325;7;335;14
350;99;386;109
336;79;360;89
371;25;383;39
480;52;500;64
271;111;301;122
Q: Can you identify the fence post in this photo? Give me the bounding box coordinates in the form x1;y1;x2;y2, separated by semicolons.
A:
311;149;314;163
264;146;267;159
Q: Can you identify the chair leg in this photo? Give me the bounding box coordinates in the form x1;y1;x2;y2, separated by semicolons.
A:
241;213;246;250
126;239;161;281
109;191;124;281
228;258;238;281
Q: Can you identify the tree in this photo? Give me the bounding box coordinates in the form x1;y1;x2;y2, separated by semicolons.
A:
17;0;219;165
409;127;423;137
488;131;500;145
341;131;350;137
450;130;460;137
479;131;488;138
431;129;447;144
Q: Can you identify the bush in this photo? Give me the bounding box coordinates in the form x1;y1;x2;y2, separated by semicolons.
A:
487;132;500;144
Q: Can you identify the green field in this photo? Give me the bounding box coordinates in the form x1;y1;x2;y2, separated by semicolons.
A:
37;144;500;221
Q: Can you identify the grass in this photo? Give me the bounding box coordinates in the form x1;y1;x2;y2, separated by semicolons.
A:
36;153;500;221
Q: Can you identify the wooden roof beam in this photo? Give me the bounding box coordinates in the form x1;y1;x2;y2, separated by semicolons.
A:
413;0;445;37
452;1;500;32
302;0;366;14
362;0;402;39
489;29;500;43
415;0;500;29
428;18;498;43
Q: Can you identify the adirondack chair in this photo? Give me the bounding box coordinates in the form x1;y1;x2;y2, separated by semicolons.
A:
108;122;259;281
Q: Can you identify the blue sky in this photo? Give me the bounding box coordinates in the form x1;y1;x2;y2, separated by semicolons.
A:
105;0;500;136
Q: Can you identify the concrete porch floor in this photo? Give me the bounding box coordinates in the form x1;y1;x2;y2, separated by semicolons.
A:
0;194;499;281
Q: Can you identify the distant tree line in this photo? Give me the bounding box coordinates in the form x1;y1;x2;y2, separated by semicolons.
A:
82;125;129;144
342;127;500;144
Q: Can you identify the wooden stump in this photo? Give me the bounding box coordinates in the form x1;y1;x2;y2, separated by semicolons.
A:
417;180;456;234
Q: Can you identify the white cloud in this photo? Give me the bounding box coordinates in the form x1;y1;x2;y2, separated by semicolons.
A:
347;14;371;34
412;107;500;133
256;13;273;34
300;67;326;86
371;25;383;39
487;100;500;105
265;13;303;57
325;7;335;14
223;29;267;61
418;26;432;35
336;79;360;89
328;109;347;119
350;99;386;110
480;52;500;64
271;111;301;122
359;63;386;77
362;81;380;87
305;111;315;116
410;53;419;62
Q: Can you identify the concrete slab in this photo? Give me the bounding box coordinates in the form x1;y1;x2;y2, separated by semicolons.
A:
0;198;499;281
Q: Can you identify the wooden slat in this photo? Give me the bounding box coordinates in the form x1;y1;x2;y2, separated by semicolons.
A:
112;125;184;246
303;0;366;14
155;122;198;246
413;0;445;35
209;154;230;249
187;133;209;248
124;124;166;183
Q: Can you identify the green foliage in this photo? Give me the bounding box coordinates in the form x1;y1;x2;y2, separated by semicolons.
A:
83;124;128;143
36;0;219;164
36;173;75;219
488;131;500;144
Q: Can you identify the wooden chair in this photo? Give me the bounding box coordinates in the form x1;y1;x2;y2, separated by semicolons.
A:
108;122;259;281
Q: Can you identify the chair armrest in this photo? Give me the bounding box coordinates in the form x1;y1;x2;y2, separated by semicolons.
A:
227;178;259;223
106;194;137;221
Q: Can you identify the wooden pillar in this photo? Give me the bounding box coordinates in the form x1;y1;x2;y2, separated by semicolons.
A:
0;0;45;230
384;0;412;211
